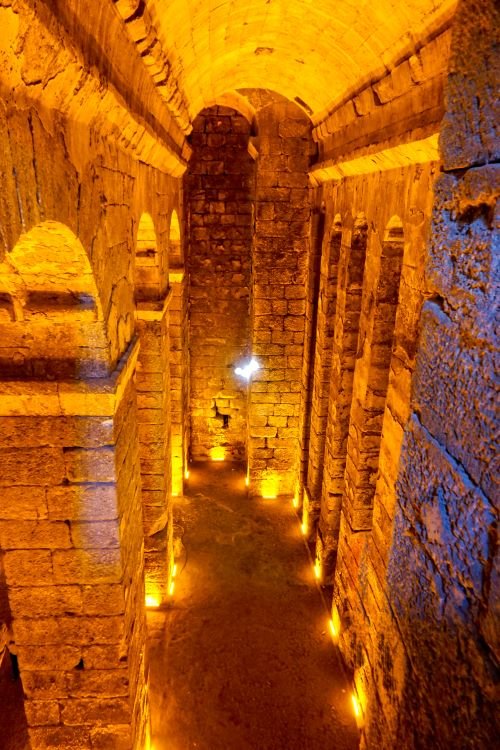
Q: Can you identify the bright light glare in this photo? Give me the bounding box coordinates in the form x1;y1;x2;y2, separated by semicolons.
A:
210;446;226;462
234;357;260;380
351;693;361;718
292;495;299;508
245;476;250;487
169;581;175;596
172;563;178;577
301;520;308;535
329;619;338;638
314;561;322;580
184;469;190;479
145;595;160;608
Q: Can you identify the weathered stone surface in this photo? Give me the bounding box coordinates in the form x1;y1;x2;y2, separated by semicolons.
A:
385;416;498;748
185;106;254;462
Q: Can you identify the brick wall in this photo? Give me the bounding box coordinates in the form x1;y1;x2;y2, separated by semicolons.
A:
249;100;314;497
185;106;255;462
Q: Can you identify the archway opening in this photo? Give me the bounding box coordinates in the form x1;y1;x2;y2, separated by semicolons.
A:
135;212;161;302
0;221;108;379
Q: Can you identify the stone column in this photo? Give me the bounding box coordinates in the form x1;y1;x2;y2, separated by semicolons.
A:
136;292;173;604
169;267;189;496
250;101;313;498
316;216;368;581
304;216;342;522
0;340;150;750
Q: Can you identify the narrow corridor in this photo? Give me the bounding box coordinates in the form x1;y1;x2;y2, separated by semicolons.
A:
147;463;359;750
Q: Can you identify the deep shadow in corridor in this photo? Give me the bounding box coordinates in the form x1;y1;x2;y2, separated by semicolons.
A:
148;462;359;750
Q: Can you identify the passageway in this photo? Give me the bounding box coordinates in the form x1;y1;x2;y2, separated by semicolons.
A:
147;462;359;750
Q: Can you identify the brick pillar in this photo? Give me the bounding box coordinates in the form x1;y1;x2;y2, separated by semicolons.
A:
342;227;404;532
136;293;173;604
169;267;189;496
249;101;313;497
0;340;150;750
316;216;368;581
304;215;342;525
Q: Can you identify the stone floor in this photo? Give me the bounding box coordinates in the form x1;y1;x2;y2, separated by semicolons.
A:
148;461;359;750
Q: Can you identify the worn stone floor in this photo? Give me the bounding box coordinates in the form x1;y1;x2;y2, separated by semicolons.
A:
147;461;359;750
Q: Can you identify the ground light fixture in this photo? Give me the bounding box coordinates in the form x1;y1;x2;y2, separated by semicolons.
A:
234;357;260;380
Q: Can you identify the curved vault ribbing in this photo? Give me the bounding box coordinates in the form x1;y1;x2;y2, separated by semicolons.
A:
146;0;456;123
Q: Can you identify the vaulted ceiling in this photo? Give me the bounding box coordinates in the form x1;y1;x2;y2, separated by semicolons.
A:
146;0;456;122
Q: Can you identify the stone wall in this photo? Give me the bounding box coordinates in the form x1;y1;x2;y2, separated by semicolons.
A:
357;1;499;747
0;7;182;745
185;106;255;462
309;3;499;748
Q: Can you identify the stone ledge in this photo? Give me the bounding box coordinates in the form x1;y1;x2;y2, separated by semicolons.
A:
309;133;440;184
0;339;140;417
136;288;173;321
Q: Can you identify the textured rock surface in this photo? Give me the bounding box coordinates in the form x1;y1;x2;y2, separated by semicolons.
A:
185;106;254;462
0;0;497;748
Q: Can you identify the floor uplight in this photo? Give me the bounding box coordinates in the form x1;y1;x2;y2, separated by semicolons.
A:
314;560;322;580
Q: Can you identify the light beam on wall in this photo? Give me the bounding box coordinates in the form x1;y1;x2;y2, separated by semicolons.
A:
234;357;260;380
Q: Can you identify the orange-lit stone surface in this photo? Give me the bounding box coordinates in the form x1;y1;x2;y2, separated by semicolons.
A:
0;0;497;748
147;462;359;750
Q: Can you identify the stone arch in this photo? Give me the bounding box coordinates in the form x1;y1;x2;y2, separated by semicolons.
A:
135;212;161;301
0;221;109;379
168;209;182;266
343;215;405;531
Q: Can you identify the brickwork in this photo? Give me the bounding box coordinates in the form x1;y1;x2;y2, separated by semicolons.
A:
151;0;454;120
0;1;497;748
349;2;499;746
0;344;149;749
136;304;172;604
343;220;404;532
249;100;314;497
169;266;189;495
185;106;255;462
306;213;342;511
298;204;325;520
316;214;369;576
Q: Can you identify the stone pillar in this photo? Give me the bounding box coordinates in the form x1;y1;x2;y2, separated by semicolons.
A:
304;215;342;520
136;292;173;604
169;267;189;496
316;216;368;580
0;340;150;750
185;107;254;464
342;227;404;532
250;101;313;497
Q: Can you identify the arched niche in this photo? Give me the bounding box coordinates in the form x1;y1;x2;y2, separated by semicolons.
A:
135;212;161;301
168;209;182;266
344;214;405;531
0;221;109;379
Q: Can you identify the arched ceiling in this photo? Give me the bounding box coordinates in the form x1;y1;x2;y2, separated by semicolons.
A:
146;0;456;123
